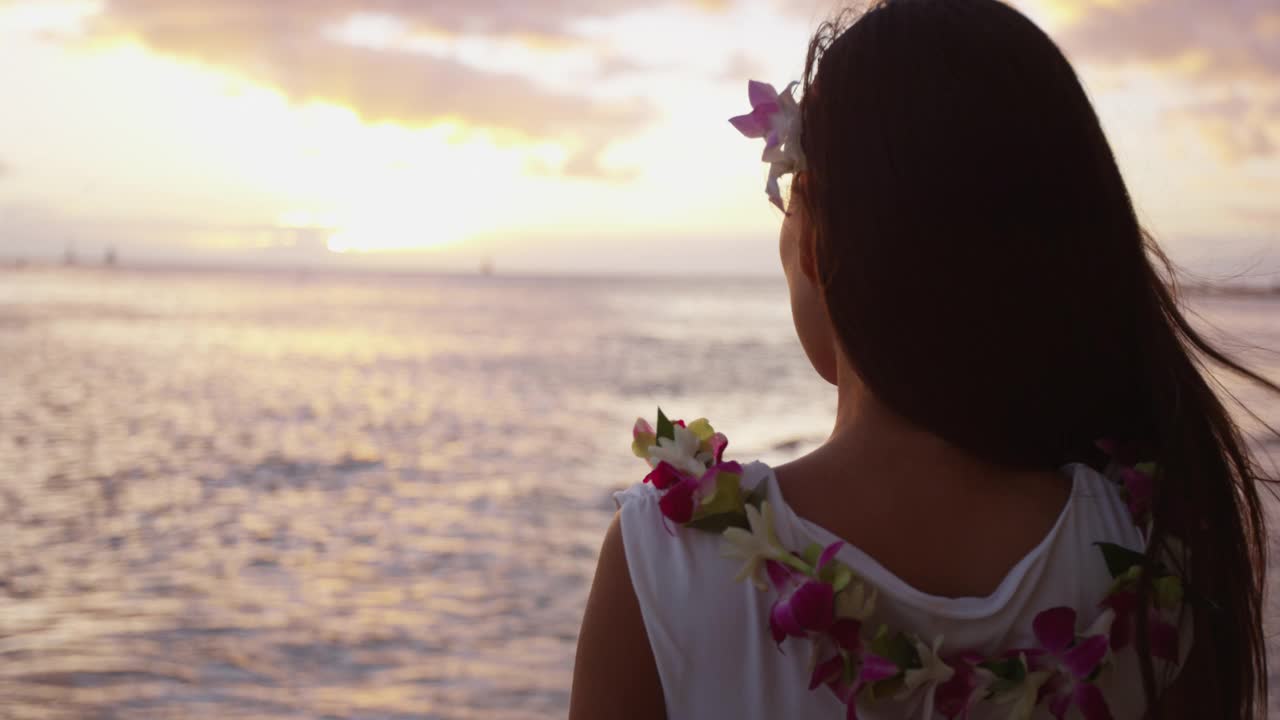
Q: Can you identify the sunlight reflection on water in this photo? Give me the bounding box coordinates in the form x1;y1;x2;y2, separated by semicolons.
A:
0;267;1275;718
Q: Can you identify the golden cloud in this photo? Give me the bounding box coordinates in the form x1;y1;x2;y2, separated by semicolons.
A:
1055;0;1280;161
84;0;724;177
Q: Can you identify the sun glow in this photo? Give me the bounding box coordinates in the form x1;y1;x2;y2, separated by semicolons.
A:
325;219;466;254
291;120;532;254
0;2;781;267
243;101;531;253
0;17;589;257
0;0;102;35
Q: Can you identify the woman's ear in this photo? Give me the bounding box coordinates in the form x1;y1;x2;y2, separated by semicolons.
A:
781;184;839;387
797;219;820;287
789;175;821;287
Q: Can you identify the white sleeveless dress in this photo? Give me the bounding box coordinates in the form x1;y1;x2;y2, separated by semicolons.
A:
614;460;1185;720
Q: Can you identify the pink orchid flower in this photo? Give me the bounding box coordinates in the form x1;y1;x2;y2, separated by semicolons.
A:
657;476;698;523
765;546;841;643
631;418;658;459
706;431;728;464
633;418;654;440
809;618;899;720
729;80;804;211
933;651;991;720
1025;607;1113;720
655;460;745;524
1094;438;1155;527
728;80;783;138
686;418;728;465
643;460;687;490
1100;589;1179;662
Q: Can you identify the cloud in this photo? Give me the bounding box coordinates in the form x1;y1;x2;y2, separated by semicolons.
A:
1056;0;1279;79
306;0;729;38
82;0;724;177
1234;204;1280;231
1170;94;1278;162
1055;0;1280;160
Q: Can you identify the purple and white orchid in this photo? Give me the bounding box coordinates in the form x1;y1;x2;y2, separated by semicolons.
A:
729;80;805;212
934;651;994;720
1019;607;1114;720
653;460;745;524
809;619;900;720
1100;571;1181;663
765;543;844;643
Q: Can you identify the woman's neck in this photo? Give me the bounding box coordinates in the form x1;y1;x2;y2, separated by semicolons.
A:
773;360;1073;597
825;361;1003;491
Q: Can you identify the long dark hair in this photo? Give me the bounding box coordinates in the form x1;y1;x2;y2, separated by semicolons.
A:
797;1;1275;716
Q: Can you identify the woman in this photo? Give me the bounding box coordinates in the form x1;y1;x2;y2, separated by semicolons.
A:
572;1;1275;717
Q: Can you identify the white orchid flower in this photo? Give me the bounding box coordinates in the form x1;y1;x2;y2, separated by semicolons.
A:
835;579;878;621
904;635;956;693
647;423;708;476
1084;607;1115;642
991;657;1053;720
720;501;786;591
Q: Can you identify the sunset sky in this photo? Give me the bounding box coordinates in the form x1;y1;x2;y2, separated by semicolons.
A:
0;0;1276;276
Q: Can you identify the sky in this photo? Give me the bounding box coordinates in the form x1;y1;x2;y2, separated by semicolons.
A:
0;0;1276;277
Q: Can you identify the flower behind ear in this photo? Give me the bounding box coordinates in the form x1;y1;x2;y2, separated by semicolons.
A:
730;80;805;211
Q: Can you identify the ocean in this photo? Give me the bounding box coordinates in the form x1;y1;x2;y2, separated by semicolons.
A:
0;267;1276;719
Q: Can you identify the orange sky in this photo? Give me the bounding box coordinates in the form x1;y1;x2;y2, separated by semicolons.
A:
0;0;1276;276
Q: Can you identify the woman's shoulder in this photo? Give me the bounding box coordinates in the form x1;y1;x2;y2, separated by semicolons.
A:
613;444;774;599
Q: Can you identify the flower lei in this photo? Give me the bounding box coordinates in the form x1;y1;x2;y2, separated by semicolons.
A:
631;409;1188;720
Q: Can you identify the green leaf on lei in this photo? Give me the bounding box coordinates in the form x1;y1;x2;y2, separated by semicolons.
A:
980;655;1027;695
886;637;919;671
869;625;919;669
868;674;906;702
829;563;854;593
840;653;856;686
801;543;823;570
699;471;744;516
1105;565;1142;597
1095;541;1149;578
865;627;916;701
1154;574;1184;610
1134;461;1158;477
656;408;675;442
683;472;748;532
807;545;852;586
980;656;1026;681
684;510;749;532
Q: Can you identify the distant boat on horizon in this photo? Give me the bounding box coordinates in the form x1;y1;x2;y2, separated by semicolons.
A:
104;246;117;267
479;258;494;276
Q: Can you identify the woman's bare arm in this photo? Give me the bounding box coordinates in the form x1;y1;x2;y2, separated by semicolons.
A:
568;513;666;720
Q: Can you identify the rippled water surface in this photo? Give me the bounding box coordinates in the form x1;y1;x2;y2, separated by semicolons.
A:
0;267;1276;718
